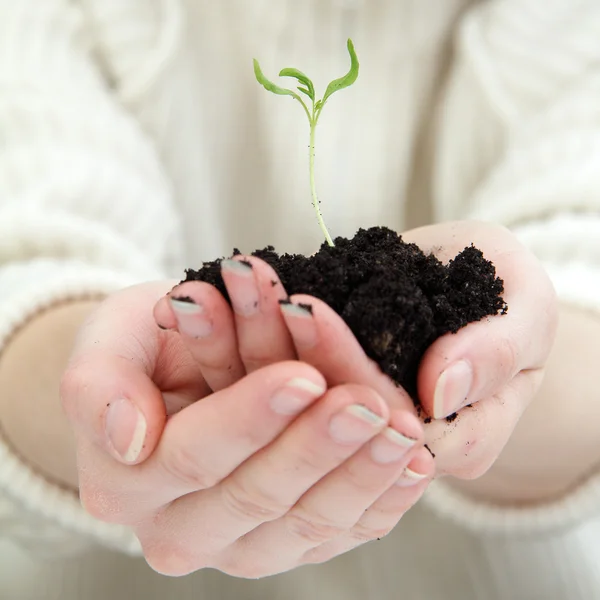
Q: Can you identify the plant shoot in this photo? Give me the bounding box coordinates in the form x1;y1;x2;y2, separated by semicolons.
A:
253;39;359;246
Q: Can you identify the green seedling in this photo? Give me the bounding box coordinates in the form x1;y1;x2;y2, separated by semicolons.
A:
253;39;359;247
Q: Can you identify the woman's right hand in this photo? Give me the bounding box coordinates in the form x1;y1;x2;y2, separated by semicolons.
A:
61;259;430;578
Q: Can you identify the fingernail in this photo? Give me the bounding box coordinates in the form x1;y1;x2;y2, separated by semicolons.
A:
170;297;213;339
105;399;147;463
329;404;386;444
270;378;327;415
279;299;313;317
395;467;429;487
221;259;259;317
279;300;317;348
433;360;473;419
370;427;417;464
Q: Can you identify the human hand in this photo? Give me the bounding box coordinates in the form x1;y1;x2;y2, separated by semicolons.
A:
275;221;557;481
61;266;428;578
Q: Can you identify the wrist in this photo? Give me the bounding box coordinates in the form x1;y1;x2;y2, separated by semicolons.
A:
0;300;100;491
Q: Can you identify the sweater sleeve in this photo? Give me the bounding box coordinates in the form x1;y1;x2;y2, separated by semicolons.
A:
425;0;600;540
0;1;184;557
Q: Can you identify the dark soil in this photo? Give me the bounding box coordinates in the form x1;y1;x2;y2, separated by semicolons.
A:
181;227;507;405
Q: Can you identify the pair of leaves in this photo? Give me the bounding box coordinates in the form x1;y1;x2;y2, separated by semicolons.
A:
253;39;359;116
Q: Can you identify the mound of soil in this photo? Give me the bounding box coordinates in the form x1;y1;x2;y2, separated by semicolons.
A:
181;227;506;403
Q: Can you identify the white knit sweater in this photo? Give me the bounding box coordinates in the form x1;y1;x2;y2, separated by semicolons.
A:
2;0;600;598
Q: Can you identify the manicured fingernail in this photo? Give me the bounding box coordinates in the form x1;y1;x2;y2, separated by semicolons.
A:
279;300;317;347
279;299;313;317
221;259;260;317
370;427;417;464
170;297;213;338
433;360;473;419
105;399;147;463
395;467;428;487
329;404;386;444
270;378;327;415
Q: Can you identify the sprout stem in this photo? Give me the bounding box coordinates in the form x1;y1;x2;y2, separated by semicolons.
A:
254;39;358;248
309;121;334;247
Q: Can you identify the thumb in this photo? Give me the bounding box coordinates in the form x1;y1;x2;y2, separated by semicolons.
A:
410;224;556;420
61;282;172;465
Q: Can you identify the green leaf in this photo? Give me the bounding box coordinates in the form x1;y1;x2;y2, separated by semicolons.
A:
279;68;315;101
321;39;359;105
253;59;301;101
297;86;313;99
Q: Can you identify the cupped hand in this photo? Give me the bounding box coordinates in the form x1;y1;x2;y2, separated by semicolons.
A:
274;220;557;482
61;260;428;578
406;221;558;478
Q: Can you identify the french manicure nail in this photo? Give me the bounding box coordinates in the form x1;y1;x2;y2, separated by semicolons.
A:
279;300;317;347
221;259;260;317
221;258;253;274
170;297;213;338
270;377;326;415
433;360;473;419
279;299;313;318
370;427;417;464
329;404;386;444
395;467;428;487
105;399;147;463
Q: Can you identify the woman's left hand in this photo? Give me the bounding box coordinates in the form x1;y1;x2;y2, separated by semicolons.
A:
404;221;558;478
279;220;558;481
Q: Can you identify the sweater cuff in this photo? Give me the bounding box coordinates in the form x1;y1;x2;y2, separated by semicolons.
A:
0;258;144;557
422;470;600;538
423;214;600;537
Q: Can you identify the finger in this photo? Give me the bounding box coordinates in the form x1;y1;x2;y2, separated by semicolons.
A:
78;361;327;524
231;410;423;573
279;295;415;413
406;221;558;419
142;384;391;564
302;446;433;566
147;361;328;499
61;282;191;466
154;280;246;391
220;255;297;372
423;369;544;479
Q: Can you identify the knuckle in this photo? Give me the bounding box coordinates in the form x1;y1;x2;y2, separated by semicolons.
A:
285;511;346;545
350;507;398;542
339;460;380;493
239;346;275;370
222;480;288;523
350;523;393;543
161;444;218;490
288;443;338;476
301;545;337;566
238;341;293;373
230;423;270;452
143;542;206;577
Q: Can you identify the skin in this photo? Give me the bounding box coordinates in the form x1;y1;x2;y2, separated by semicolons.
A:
2;220;598;578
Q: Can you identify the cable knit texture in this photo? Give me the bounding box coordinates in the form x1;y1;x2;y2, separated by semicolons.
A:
0;0;177;558
1;0;600;598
